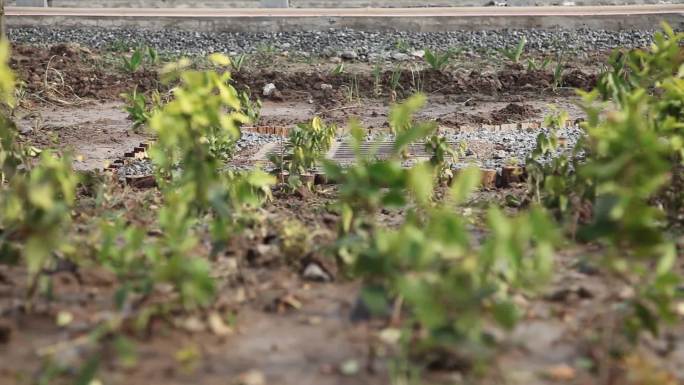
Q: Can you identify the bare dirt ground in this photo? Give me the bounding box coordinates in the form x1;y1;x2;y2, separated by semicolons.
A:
1;43;683;385
15;102;150;170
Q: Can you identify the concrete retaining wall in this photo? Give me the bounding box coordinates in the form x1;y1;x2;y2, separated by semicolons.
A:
7;0;675;7
7;12;682;32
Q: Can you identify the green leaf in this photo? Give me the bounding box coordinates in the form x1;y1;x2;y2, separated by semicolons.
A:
492;300;519;330
450;166;481;204
208;53;231;67
130;49;143;71
246;169;276;188
75;356;100;385
393;122;436;155
360;286;390;316
389;93;427;135
408;162;434;206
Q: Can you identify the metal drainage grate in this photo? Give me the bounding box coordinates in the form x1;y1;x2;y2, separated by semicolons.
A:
252;140;465;163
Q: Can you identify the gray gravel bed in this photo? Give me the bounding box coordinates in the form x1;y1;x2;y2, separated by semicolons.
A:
362;124;583;170
236;131;283;151
117;158;154;180
9;27;657;60
447;125;583;170
117;131;283;178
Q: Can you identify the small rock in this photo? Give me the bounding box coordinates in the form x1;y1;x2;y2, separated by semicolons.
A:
494;150;508;159
391;52;410;61
262;83;277;97
378;328;402;345
246;244;278;265
181;316;206;333
410;49;425;58
320;83;333;91
329;56;342;64
339;359;360;376
302;262;332;282
619;286;636;300
340;50;358;60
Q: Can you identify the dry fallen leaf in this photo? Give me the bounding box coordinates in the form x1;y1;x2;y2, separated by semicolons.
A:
544;364;576;381
237;369;265;385
276;293;302;312
208;312;233;336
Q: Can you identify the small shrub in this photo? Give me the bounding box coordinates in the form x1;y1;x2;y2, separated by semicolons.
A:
0;152;79;292
0;40;80;294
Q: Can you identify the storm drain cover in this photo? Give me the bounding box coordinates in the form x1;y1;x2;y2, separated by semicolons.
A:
253;140;461;164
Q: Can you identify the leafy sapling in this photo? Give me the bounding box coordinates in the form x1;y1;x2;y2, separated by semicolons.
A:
269;117;336;190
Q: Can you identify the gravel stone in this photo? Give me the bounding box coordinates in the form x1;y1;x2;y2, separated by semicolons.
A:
262;83;277;96
391;52;410;61
340;50;358;60
9;27;659;61
117;159;153;180
445;124;584;170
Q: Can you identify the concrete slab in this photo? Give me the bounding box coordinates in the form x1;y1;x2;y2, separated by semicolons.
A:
15;0;47;6
5;0;677;8
260;0;289;7
5;5;684;31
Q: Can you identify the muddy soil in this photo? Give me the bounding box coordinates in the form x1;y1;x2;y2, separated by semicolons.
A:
233;64;596;109
12;44;159;101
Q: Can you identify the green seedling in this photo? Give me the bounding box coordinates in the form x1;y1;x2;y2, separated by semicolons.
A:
423;48;451;71
331;63;345;76
502;36;527;64
269;116;336;190
231;53;248;73
121;48;144;73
